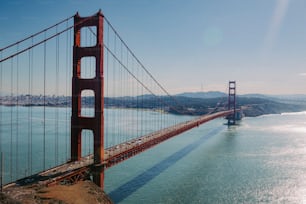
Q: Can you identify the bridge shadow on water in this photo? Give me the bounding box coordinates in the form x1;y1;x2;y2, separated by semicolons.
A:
109;126;225;203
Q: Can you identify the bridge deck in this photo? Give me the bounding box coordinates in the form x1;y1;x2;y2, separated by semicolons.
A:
6;110;233;187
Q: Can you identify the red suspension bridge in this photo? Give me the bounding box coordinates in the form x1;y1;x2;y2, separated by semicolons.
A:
0;11;237;190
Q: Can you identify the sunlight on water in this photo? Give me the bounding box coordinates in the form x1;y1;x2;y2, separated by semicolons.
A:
269;124;306;133
105;112;306;203
281;111;306;116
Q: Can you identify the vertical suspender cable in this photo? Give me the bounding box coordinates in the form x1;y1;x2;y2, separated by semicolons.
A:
116;38;119;145
158;83;160;131
162;86;164;130
65;20;69;162
120;42;123;143
16;44;19;178
43;32;46;170
27;45;31;175
106;22;110;148
155;78;157;132
55;26;59;165
120;40;123;144
125;50;128;141
10;58;13;181
131;56;134;139
117;37;120;145
30;37;34;174
141;66;144;136
138;63;141;137
126;47;128;141
158;84;160;130
114;33;117;146
137;63;139;138
112;34;115;149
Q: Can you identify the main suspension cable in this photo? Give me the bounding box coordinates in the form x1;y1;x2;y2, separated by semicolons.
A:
0;15;74;52
0;16;93;63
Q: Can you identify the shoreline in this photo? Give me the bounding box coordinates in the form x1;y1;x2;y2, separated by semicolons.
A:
1;103;306;118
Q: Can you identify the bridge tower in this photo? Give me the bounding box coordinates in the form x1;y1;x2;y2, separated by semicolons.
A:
228;81;236;125
71;11;105;188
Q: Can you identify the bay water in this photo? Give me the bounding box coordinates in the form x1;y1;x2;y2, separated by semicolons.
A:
105;111;306;203
1;106;306;203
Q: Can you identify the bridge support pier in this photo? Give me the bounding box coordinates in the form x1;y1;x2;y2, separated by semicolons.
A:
92;164;105;189
71;11;105;188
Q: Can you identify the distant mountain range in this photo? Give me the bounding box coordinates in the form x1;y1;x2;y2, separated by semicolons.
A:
176;91;306;102
176;91;227;99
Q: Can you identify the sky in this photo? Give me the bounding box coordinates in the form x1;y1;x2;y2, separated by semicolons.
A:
1;0;306;95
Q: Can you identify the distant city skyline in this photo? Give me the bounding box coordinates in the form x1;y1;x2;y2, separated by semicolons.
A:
1;0;306;95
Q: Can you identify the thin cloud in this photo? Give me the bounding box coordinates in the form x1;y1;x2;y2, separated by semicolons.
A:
261;0;290;57
298;73;306;76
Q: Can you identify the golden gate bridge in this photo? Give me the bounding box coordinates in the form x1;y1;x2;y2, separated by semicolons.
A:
0;10;238;191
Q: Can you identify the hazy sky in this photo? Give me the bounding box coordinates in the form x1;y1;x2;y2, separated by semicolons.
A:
1;0;306;95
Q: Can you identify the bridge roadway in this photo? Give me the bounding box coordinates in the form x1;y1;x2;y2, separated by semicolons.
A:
7;110;233;188
103;109;233;168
